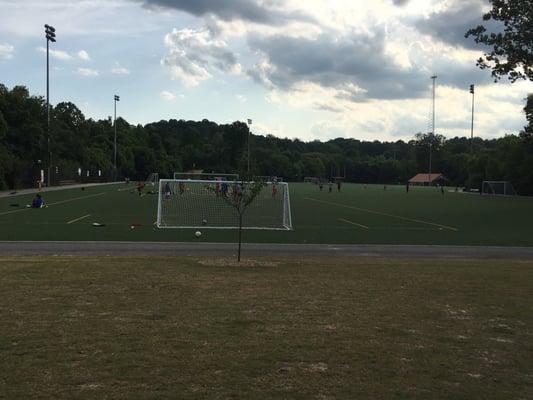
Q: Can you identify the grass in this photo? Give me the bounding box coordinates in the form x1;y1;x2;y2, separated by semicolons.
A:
1;256;532;399
1;182;533;245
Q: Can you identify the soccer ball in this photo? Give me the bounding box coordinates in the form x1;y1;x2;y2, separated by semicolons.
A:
195;231;202;238
202;219;207;225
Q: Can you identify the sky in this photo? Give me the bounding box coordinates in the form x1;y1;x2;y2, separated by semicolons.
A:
0;0;531;142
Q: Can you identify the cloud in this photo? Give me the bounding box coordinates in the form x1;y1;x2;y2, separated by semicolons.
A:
0;43;14;59
160;90;176;100
161;27;241;86
413;0;496;50
111;62;131;75
76;67;99;76
247;30;430;101
37;46;73;60
136;0;314;26
392;0;410;5
78;50;90;60
236;94;247;103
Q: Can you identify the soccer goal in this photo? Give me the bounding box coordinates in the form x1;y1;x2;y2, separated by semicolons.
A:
157;179;292;230
173;172;239;181
482;181;517;196
145;173;159;187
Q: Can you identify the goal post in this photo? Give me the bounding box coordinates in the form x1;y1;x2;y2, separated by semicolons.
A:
157;179;292;230
173;172;239;181
145;173;159;187
482;181;517;196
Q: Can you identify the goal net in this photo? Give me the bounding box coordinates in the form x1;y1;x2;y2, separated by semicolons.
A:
157;179;292;230
255;175;284;182
145;173;159;187
173;172;239;181
482;181;517;196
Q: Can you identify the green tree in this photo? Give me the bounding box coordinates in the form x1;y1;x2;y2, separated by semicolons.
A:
465;0;533;82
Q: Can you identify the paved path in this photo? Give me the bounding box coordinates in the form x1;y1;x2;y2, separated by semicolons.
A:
1;241;533;259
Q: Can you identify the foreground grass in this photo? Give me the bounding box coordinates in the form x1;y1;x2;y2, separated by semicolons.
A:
1;256;532;399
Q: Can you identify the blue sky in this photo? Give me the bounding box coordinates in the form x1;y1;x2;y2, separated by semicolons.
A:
0;0;531;142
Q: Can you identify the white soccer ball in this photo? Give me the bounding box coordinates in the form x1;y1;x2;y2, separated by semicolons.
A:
202;219;207;225
195;231;202;238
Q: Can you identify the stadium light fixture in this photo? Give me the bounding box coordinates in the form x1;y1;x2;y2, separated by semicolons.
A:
44;24;56;187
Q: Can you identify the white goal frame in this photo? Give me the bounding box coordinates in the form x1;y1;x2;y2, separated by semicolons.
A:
157;179;292;230
482;180;517;196
173;172;239;181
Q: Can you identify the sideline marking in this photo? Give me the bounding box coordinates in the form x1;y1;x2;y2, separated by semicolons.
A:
307;197;458;232
117;187;134;192
67;214;91;225
0;192;106;217
338;218;369;229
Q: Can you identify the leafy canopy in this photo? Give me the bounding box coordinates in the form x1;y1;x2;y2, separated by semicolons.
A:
465;0;533;82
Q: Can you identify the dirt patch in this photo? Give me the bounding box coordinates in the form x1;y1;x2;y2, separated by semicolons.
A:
197;257;279;267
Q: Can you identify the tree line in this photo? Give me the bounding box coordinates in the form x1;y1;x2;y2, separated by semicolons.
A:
1;83;532;194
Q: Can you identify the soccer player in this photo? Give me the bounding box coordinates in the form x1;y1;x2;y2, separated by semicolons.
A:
328;181;333;193
337;181;341;192
164;181;172;199
406;182;410;193
272;183;278;197
31;194;44;208
179;181;185;195
221;181;228;197
136;181;145;196
215;181;221;197
319;182;323;191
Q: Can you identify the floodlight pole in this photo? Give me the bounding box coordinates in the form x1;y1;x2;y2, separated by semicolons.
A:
114;94;120;180
429;75;437;185
45;24;56;187
470;84;475;156
246;119;252;175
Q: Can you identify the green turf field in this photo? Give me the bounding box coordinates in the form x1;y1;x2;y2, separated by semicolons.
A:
1;182;533;245
1;256;532;399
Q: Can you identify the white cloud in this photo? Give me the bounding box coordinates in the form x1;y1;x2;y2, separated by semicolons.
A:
111;62;130;75
78;50;90;60
161;27;241;86
0;42;14;59
236;94;247;103
160;90;176;101
76;67;99;77
37;46;73;60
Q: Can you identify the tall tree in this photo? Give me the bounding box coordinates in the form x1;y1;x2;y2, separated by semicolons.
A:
465;0;533;82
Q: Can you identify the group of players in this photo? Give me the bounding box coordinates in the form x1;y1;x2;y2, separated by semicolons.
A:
163;179;279;200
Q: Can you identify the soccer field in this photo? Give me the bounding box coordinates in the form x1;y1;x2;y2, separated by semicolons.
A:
1;182;533;246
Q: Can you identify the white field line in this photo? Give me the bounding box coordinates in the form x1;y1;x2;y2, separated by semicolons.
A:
0;192;106;217
67;214;91;225
338;218;369;229
117;187;134;192
306;197;458;232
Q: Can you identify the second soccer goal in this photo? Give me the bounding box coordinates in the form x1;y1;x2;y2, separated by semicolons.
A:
157;179;292;230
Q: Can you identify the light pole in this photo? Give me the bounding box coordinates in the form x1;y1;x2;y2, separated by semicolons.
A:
469;84;475;155
114;94;120;180
429;75;437;185
246;118;252;175
45;24;56;187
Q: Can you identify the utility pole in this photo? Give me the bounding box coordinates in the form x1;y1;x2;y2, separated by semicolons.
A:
429;75;437;185
114;94;120;181
470;84;475;155
45;24;56;187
